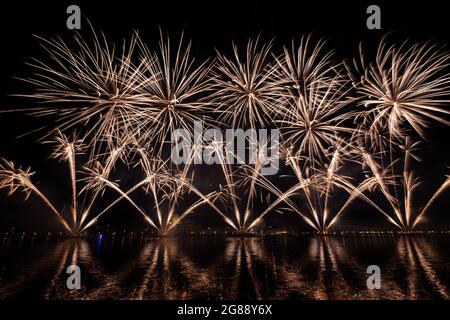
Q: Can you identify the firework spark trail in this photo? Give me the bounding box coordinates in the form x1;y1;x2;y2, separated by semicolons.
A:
245;168;316;231
272;35;338;99
204;142;241;229
46;131;86;230
326;148;404;231
13;24;156;157
272;35;356;164
255;144;384;233
201;136;310;233
2;28;450;233
344;38;450;231
274;41;356;231
135;31;214;155
413;174;450;228
211;37;282;129
0;132;129;235
78;141;128;228
82;152;171;232
266;37;362;232
80;170;159;232
347;38;450;141
208;37;310;232
0;158;73;233
208;35;371;233
249;139;405;233
359;148;405;225
84;148;230;235
275;77;356;162
356;136;449;231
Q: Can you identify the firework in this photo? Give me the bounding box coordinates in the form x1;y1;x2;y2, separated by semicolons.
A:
135;31;213;154
198;136;298;233
83;148;225;235
10;25;217;161
347;38;450;141
15;25;153;156
206;37;286;231
347;38;450;231
211;37;281;129
269;35;357;162
0;131;127;235
0;158;72;233
209;36;362;232
413;173;450;228
247;143;385;233
1;28;449;234
272;34;337;99
256;37;366;233
275;77;355;162
356;136;450;232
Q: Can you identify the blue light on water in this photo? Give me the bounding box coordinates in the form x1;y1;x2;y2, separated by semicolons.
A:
96;233;103;252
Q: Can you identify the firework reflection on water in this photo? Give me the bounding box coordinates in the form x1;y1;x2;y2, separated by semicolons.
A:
0;234;449;299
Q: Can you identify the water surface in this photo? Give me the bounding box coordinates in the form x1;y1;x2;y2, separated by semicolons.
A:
1;235;449;299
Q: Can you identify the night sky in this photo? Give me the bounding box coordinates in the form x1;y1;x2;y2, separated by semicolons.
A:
0;0;449;233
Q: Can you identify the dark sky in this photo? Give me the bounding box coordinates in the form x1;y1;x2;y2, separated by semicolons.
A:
0;0;449;233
